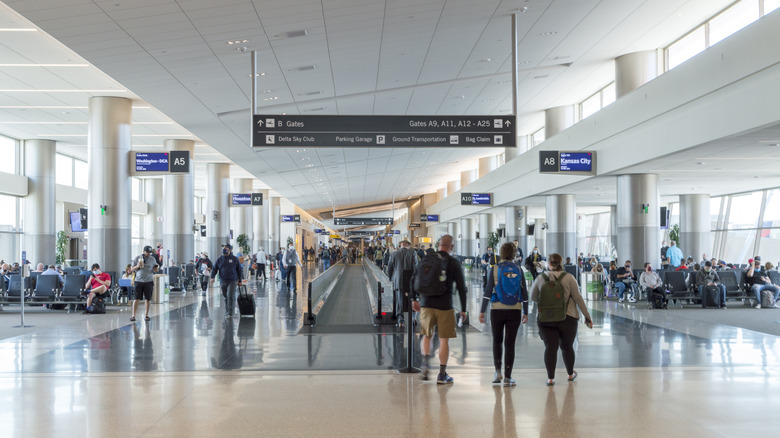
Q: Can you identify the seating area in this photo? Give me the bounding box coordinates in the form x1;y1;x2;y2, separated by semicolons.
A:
0;269;123;309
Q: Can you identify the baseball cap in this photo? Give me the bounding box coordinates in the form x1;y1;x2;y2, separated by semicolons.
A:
143;245;153;253
754;256;761;261
202;251;208;257
224;243;233;250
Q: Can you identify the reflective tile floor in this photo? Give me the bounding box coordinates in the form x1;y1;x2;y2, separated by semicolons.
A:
0;263;779;437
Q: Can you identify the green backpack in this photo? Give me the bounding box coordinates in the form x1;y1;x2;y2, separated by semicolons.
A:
537;272;570;322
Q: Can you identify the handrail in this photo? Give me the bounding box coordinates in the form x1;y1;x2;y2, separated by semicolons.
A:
305;259;346;325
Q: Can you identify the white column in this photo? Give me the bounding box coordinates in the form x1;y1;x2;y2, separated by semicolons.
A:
478;156;497;178
144;178;163;248
544;105;575;139
23;139;56;265
206;163;230;261
615;50;658;98
460;169;477;187
163;139;195;265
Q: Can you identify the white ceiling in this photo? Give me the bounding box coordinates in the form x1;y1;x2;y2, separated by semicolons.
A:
0;0;743;216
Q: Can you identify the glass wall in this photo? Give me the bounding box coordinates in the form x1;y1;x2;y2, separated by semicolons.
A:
0;135;16;174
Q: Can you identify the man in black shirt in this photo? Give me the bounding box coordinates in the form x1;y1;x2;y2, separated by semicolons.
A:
412;234;467;384
746;256;779;308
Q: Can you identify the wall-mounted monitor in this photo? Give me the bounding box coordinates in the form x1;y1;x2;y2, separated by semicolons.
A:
69;211;86;232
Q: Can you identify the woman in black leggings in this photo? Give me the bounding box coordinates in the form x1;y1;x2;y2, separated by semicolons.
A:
479;243;529;386
530;253;593;386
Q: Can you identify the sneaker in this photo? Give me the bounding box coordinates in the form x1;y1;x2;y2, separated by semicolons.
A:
421;364;430;381
503;378;517;387
628;298;637;303
437;373;454;384
492;371;503;385
756;303;762;309
618;298;625;303
720;305;727;309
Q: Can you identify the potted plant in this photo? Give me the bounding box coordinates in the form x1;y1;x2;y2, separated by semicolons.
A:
55;230;69;265
488;231;500;251
236;233;251;256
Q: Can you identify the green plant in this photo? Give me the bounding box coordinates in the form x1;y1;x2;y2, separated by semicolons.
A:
488;231;500;251
668;224;680;245
286;236;294;247
55;230;69;265
236;233;251;256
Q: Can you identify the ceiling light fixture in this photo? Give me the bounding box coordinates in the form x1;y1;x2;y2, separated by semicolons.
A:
0;63;89;67
0;89;127;93
227;39;249;45
0;28;36;32
540;31;558;36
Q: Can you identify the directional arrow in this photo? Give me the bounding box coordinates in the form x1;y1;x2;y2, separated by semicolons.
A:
505;120;512;126
257;119;264;126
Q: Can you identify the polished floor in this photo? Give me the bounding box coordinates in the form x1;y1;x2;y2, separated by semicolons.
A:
1;261;779;437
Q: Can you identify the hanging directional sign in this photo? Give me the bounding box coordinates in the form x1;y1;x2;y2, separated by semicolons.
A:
461;193;493;206
539;150;596;175
334;217;393;226
282;215;301;223
409;223;421;228
420;214;439;222
253;115;515;147
251;193;263;205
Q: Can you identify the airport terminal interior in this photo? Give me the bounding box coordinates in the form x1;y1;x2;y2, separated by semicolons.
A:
1;0;780;436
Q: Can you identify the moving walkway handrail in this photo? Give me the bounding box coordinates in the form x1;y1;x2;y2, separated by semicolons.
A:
305;259;346;325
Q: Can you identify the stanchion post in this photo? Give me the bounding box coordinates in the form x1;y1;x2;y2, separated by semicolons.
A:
397;270;420;374
305;282;315;326
376;281;382;320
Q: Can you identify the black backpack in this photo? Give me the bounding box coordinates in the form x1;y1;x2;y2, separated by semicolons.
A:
414;252;449;296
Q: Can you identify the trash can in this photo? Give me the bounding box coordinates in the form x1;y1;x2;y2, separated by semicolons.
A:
153;273;170;304
580;271;604;301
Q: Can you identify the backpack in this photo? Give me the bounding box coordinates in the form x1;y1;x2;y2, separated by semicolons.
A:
761;290;776;308
537;272;569;322
414;252;449;296
89;297;106;314
492;262;521;305
285;250;296;265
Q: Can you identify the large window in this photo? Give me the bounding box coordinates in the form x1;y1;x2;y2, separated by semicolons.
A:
531;128;545;147
667;26;705;70
709;0;759;46
55;154;73;186
0;194;17;227
74;160;88;189
0;135;15;174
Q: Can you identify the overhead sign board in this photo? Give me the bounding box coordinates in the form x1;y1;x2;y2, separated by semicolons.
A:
409;223;421;228
251;193;263;205
282;215;301;223
231;193;251;205
539;150;596;175
169;150;190;173
461;192;492;206
420;214;439;222
334;217;393;226
394;230;401;234
253;115;515;148
135;152;169;172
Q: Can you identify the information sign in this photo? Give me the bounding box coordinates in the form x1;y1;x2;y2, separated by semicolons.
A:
461;193;492;206
539;150;596;175
135;152;169;172
231;193;251;205
334;217;393;226
282;215;301;223
253;115;515;147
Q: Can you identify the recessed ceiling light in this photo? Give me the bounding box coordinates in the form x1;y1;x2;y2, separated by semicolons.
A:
696;161;705;165
248;73;267;77
0;89;127;93
0;28;36;32
540;31;557;36
533;75;549;79
0;63;89;67
289;65;316;72
227;39;249;45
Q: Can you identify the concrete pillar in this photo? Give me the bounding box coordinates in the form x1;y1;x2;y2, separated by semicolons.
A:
478;156;498;178
87;96;132;277
23;139;56;265
517;136;531;155
616;174;660;268
436;188;446;203
679;194;711;261
460;169;477;188
144;178;163;249
478;213;489;255
233;178;253;253
461;217;475;258
206;163;230;262
534;218;546;256
610;205;618;252
544;105;575;139
546;194;577;262
504;146;519;163
253;188;270;253
447;180;460;196
615;50;658;98
163;139;194;265
505;206;527;257
270;196;281;252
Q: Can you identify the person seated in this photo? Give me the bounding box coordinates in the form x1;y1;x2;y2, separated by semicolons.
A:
121;264;134;299
695;261;727;309
765;262;775;272
84;263;111;313
33;263;45;273
639;263;667;308
675;262;690;272
615;260;636;303
41;263;64;286
746;256;780;309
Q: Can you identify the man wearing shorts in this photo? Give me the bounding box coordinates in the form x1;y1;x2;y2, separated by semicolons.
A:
85;263;111;313
131;245;158;322
411;234;468;384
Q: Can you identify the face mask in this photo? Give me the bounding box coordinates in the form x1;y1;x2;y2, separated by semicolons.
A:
533;250;538;254
705;267;711;271
625;265;631;269
222;249;229;255
93;270;100;275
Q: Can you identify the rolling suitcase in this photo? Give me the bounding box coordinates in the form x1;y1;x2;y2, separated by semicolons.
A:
237;285;255;317
701;285;721;308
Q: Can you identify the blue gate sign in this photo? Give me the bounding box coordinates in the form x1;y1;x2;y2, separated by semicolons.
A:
135;152;169;171
231;193;251;205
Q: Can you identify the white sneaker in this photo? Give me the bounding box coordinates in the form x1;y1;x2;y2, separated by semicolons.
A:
628;298;637;303
756;303;762;309
618;298;625;303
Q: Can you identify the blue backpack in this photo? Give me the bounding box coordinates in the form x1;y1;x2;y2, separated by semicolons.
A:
492;262;521;305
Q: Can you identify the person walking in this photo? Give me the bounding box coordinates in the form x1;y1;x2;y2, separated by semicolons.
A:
283;244;302;291
255;247;268;281
196;252;213;296
530;253;592;386
386;239;420;327
479;242;528;386
210;244;244;318
131;245;159;322
411;234;468;384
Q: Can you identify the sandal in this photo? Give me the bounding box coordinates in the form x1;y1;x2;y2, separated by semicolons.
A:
144;316;150;321
568;371;578;382
130;317;136;322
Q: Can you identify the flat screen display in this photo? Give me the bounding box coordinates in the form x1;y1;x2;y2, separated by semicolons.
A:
559;152;593;172
231;193;251;205
135;152;169;172
69;211;86;232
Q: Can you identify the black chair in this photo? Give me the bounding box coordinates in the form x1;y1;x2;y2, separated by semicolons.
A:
664;271;692;307
64;267;81;275
768;270;780;287
31;275;60;302
717;270;746;304
169;266;182;292
30;271;41;291
564;264;578;284
61;274;86;303
184;264;196;289
4;274;25;303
